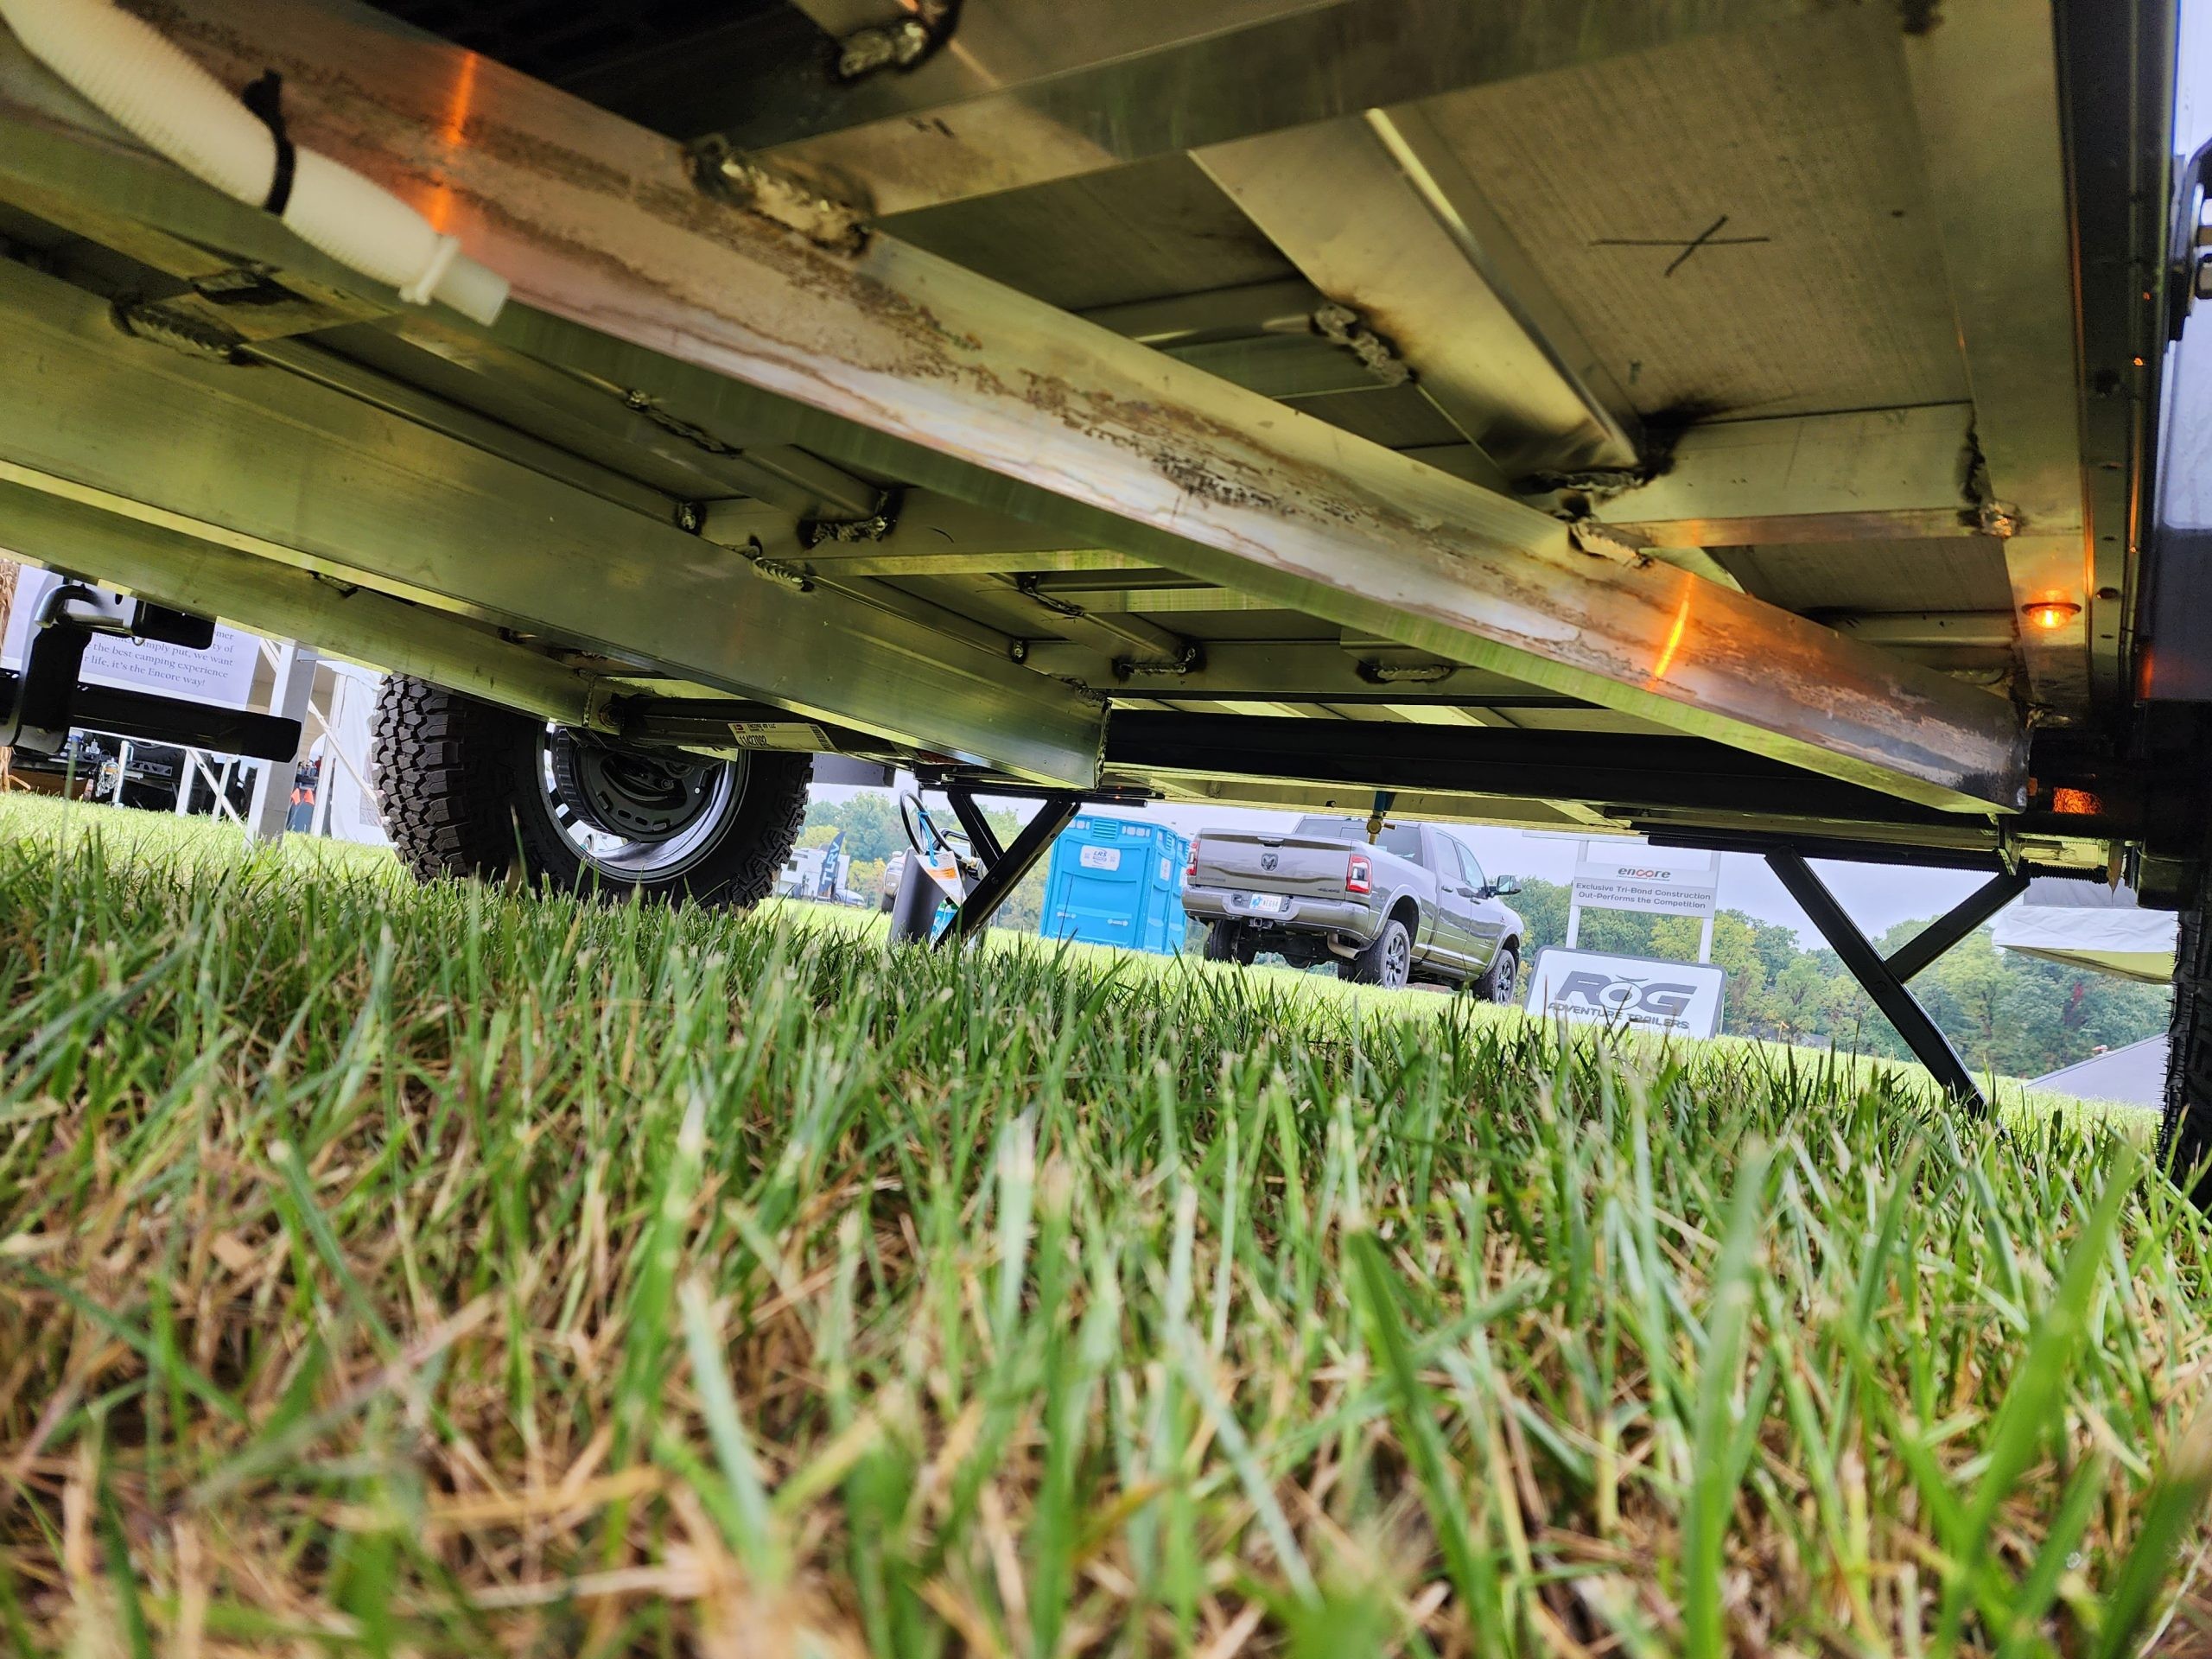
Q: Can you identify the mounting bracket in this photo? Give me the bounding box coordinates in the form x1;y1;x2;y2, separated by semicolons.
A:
2;593;97;755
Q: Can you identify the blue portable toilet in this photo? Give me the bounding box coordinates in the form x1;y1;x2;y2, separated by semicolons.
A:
1039;813;1190;954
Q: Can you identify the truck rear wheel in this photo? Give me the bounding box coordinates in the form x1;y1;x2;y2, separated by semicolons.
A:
1347;917;1413;989
1475;942;1520;1006
368;676;809;906
2164;896;2212;1204
1203;920;1257;965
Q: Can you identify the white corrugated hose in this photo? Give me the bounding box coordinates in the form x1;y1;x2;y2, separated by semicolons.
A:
0;0;508;324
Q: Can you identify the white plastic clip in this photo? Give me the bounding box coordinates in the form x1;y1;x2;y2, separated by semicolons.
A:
398;232;463;308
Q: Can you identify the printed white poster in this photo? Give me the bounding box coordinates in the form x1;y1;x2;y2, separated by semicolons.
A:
2;569;257;709
1522;947;1727;1039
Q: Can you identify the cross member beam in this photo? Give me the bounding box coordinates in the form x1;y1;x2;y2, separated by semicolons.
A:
0;257;1102;785
606;0;1851;219
1576;407;1986;548
0;1;2026;813
1103;713;1957;828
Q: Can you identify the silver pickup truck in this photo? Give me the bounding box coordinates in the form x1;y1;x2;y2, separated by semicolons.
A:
1184;817;1523;997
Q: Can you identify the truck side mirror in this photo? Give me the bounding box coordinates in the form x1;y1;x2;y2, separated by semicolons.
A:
1490;874;1522;896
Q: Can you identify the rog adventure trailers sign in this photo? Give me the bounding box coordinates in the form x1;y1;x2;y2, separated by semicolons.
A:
1523;947;1728;1040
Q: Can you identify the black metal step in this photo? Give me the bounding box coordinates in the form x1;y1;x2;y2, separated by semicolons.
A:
0;670;302;763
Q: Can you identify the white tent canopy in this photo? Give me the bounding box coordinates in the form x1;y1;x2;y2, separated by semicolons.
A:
1993;879;2178;986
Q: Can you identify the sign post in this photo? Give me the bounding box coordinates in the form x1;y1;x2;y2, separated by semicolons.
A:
245;641;316;842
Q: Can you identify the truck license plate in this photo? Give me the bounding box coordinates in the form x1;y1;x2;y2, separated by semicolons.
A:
1246;892;1289;914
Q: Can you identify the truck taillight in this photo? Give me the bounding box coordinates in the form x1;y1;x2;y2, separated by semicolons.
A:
1185;838;1199;882
1345;852;1371;894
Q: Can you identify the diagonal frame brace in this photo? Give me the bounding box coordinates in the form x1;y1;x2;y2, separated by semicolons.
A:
937;792;1082;948
946;791;1008;870
887;789;1084;949
1764;851;2027;1113
1882;868;2032;985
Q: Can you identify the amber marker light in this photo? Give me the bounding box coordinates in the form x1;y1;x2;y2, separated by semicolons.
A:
2022;599;2082;631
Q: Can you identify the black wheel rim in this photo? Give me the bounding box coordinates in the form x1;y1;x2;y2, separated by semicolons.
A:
1492;952;1517;1004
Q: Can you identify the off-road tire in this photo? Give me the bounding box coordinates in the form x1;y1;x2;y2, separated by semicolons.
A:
2162;898;2212;1205
368;676;809;907
1203;921;1257;965
1347;917;1413;989
1475;942;1520;1005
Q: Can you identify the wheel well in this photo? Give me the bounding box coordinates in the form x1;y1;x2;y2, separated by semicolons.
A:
1500;933;1521;956
1389;896;1421;935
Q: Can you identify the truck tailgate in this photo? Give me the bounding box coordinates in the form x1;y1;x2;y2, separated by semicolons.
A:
1192;833;1362;896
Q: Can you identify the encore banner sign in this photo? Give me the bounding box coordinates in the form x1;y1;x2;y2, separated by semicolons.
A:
1571;854;1720;919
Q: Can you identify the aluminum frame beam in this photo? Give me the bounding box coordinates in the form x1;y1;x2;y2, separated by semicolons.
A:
1573;406;1986;547
1130;773;1594;829
699;492;1135;581
1197;109;1642;474
1020;640;1560;705
0;257;1103;785
1103;713;1956;827
1901;0;2094;722
803;547;1143;579
0;1;2027;812
1084;280;1326;350
2056;0;2174;708
587;0;1853;219
0;483;613;729
364;318;887;520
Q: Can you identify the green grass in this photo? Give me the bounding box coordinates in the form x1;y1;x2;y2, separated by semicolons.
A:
3;793;2211;1656
762;867;2124;1129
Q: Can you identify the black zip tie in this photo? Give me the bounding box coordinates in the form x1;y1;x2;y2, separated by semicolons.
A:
240;70;296;216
